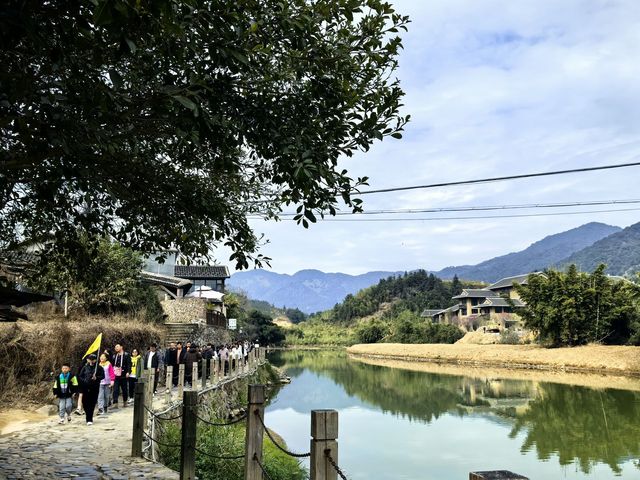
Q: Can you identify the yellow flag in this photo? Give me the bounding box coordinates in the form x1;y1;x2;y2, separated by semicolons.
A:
82;333;102;359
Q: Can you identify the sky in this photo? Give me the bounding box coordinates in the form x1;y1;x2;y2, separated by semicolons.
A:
226;0;640;275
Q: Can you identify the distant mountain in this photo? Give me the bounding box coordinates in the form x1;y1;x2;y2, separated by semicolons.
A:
228;269;401;314
435;222;621;283
559;221;640;276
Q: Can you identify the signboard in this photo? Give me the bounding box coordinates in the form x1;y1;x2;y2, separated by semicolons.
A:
228;318;237;330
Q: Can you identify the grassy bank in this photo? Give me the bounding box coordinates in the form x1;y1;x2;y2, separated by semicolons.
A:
347;343;640;376
157;363;307;480
0;318;164;406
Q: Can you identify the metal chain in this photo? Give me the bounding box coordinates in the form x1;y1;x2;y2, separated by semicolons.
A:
142;430;182;449
194;446;245;460
253;453;274;480
195;413;247;427
324;449;349;480
143;404;183;421
254;409;311;458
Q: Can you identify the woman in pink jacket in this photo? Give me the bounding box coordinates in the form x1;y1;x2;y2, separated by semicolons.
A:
97;353;115;415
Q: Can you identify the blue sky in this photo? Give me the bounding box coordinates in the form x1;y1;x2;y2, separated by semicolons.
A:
226;0;640;275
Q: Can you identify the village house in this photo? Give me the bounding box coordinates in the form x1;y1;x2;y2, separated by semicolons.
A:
141;253;230;329
431;273;544;329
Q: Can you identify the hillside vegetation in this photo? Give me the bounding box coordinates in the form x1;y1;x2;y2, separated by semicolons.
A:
560;221;640;276
286;270;480;346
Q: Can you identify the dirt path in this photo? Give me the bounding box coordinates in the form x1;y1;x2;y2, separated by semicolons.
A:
0;405;178;479
347;343;640;376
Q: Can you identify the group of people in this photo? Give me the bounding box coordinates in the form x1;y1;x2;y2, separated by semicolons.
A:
164;340;256;387
52;340;257;426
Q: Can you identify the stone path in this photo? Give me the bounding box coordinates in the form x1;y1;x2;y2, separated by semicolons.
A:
0;405;178;480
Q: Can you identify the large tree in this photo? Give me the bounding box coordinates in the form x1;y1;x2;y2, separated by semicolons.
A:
0;0;409;268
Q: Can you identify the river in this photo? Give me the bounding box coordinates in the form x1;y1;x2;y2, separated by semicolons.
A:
265;350;640;480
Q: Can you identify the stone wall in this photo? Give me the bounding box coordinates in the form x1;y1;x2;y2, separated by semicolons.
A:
161;298;207;323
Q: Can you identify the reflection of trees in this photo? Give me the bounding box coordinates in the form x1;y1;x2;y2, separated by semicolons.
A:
506;383;640;474
270;351;520;423
270;350;640;475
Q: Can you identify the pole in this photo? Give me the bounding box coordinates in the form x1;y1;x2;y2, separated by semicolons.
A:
178;364;185;399
192;362;199;391
131;379;146;457
180;391;198;480
165;365;173;404
310;410;338;480
201;358;207;389
64;290;68;318
244;384;265;480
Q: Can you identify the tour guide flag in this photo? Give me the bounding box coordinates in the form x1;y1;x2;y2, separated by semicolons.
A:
82;333;102;359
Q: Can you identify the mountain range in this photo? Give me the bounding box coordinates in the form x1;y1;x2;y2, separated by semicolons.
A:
228;221;640;313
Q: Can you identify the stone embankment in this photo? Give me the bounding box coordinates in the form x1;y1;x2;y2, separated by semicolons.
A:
0;405;178;480
347;343;640;376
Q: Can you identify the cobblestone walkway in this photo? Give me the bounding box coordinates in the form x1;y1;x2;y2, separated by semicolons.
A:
0;405;178;480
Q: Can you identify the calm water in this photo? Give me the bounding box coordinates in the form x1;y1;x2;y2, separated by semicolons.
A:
265;350;640;480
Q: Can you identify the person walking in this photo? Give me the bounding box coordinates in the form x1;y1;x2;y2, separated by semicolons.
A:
219;345;229;376
184;344;201;386
97;353;115;415
128;348;142;404
111;343;131;407
77;354;104;425
52;362;78;424
143;343;160;394
173;342;186;386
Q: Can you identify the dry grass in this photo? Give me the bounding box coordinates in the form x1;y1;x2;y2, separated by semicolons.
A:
347;343;640;376
0;317;165;406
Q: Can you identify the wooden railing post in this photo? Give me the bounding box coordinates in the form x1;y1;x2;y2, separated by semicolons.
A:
192;362;199;391
145;370;154;412
165;366;173;404
180;391;198;480
310;410;338;480
131;379;146;457
244;384;265;480
201;359;208;389
178;364;185;398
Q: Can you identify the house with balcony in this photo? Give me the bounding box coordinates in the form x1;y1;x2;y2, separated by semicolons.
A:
431;272;543;328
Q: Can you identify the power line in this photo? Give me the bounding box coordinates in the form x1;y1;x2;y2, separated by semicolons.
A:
357;160;640;195
260;206;640;222
262;198;640;217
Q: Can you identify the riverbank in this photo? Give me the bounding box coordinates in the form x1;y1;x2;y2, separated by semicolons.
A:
347;343;640;376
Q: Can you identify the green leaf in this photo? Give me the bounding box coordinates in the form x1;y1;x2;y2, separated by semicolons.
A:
173;95;197;111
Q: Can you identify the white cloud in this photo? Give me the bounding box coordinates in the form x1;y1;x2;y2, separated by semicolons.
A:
219;0;640;275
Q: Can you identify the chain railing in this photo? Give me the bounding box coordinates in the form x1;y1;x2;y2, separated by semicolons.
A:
132;347;353;480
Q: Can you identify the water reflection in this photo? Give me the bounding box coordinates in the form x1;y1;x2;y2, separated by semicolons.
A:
269;350;640;476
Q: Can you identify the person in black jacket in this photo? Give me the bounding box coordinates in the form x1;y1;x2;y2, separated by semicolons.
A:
77;354;104;425
111;343;131;407
143;343;160;394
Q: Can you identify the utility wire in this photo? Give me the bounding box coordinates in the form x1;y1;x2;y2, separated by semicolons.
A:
357;160;640;195
266;206;640;222
256;198;640;218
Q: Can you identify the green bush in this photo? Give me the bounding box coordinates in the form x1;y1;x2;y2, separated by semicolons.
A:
356;320;388;343
158;422;307;480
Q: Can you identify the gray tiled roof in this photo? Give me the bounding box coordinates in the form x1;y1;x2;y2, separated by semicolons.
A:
420;309;443;317
489;273;544;290
435;304;460;315
174;265;230;279
452;289;494;299
140;271;192;288
480;297;525;308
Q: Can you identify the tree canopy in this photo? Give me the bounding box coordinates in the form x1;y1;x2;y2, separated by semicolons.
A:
27;233;163;320
0;0;409;268
515;265;640;346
